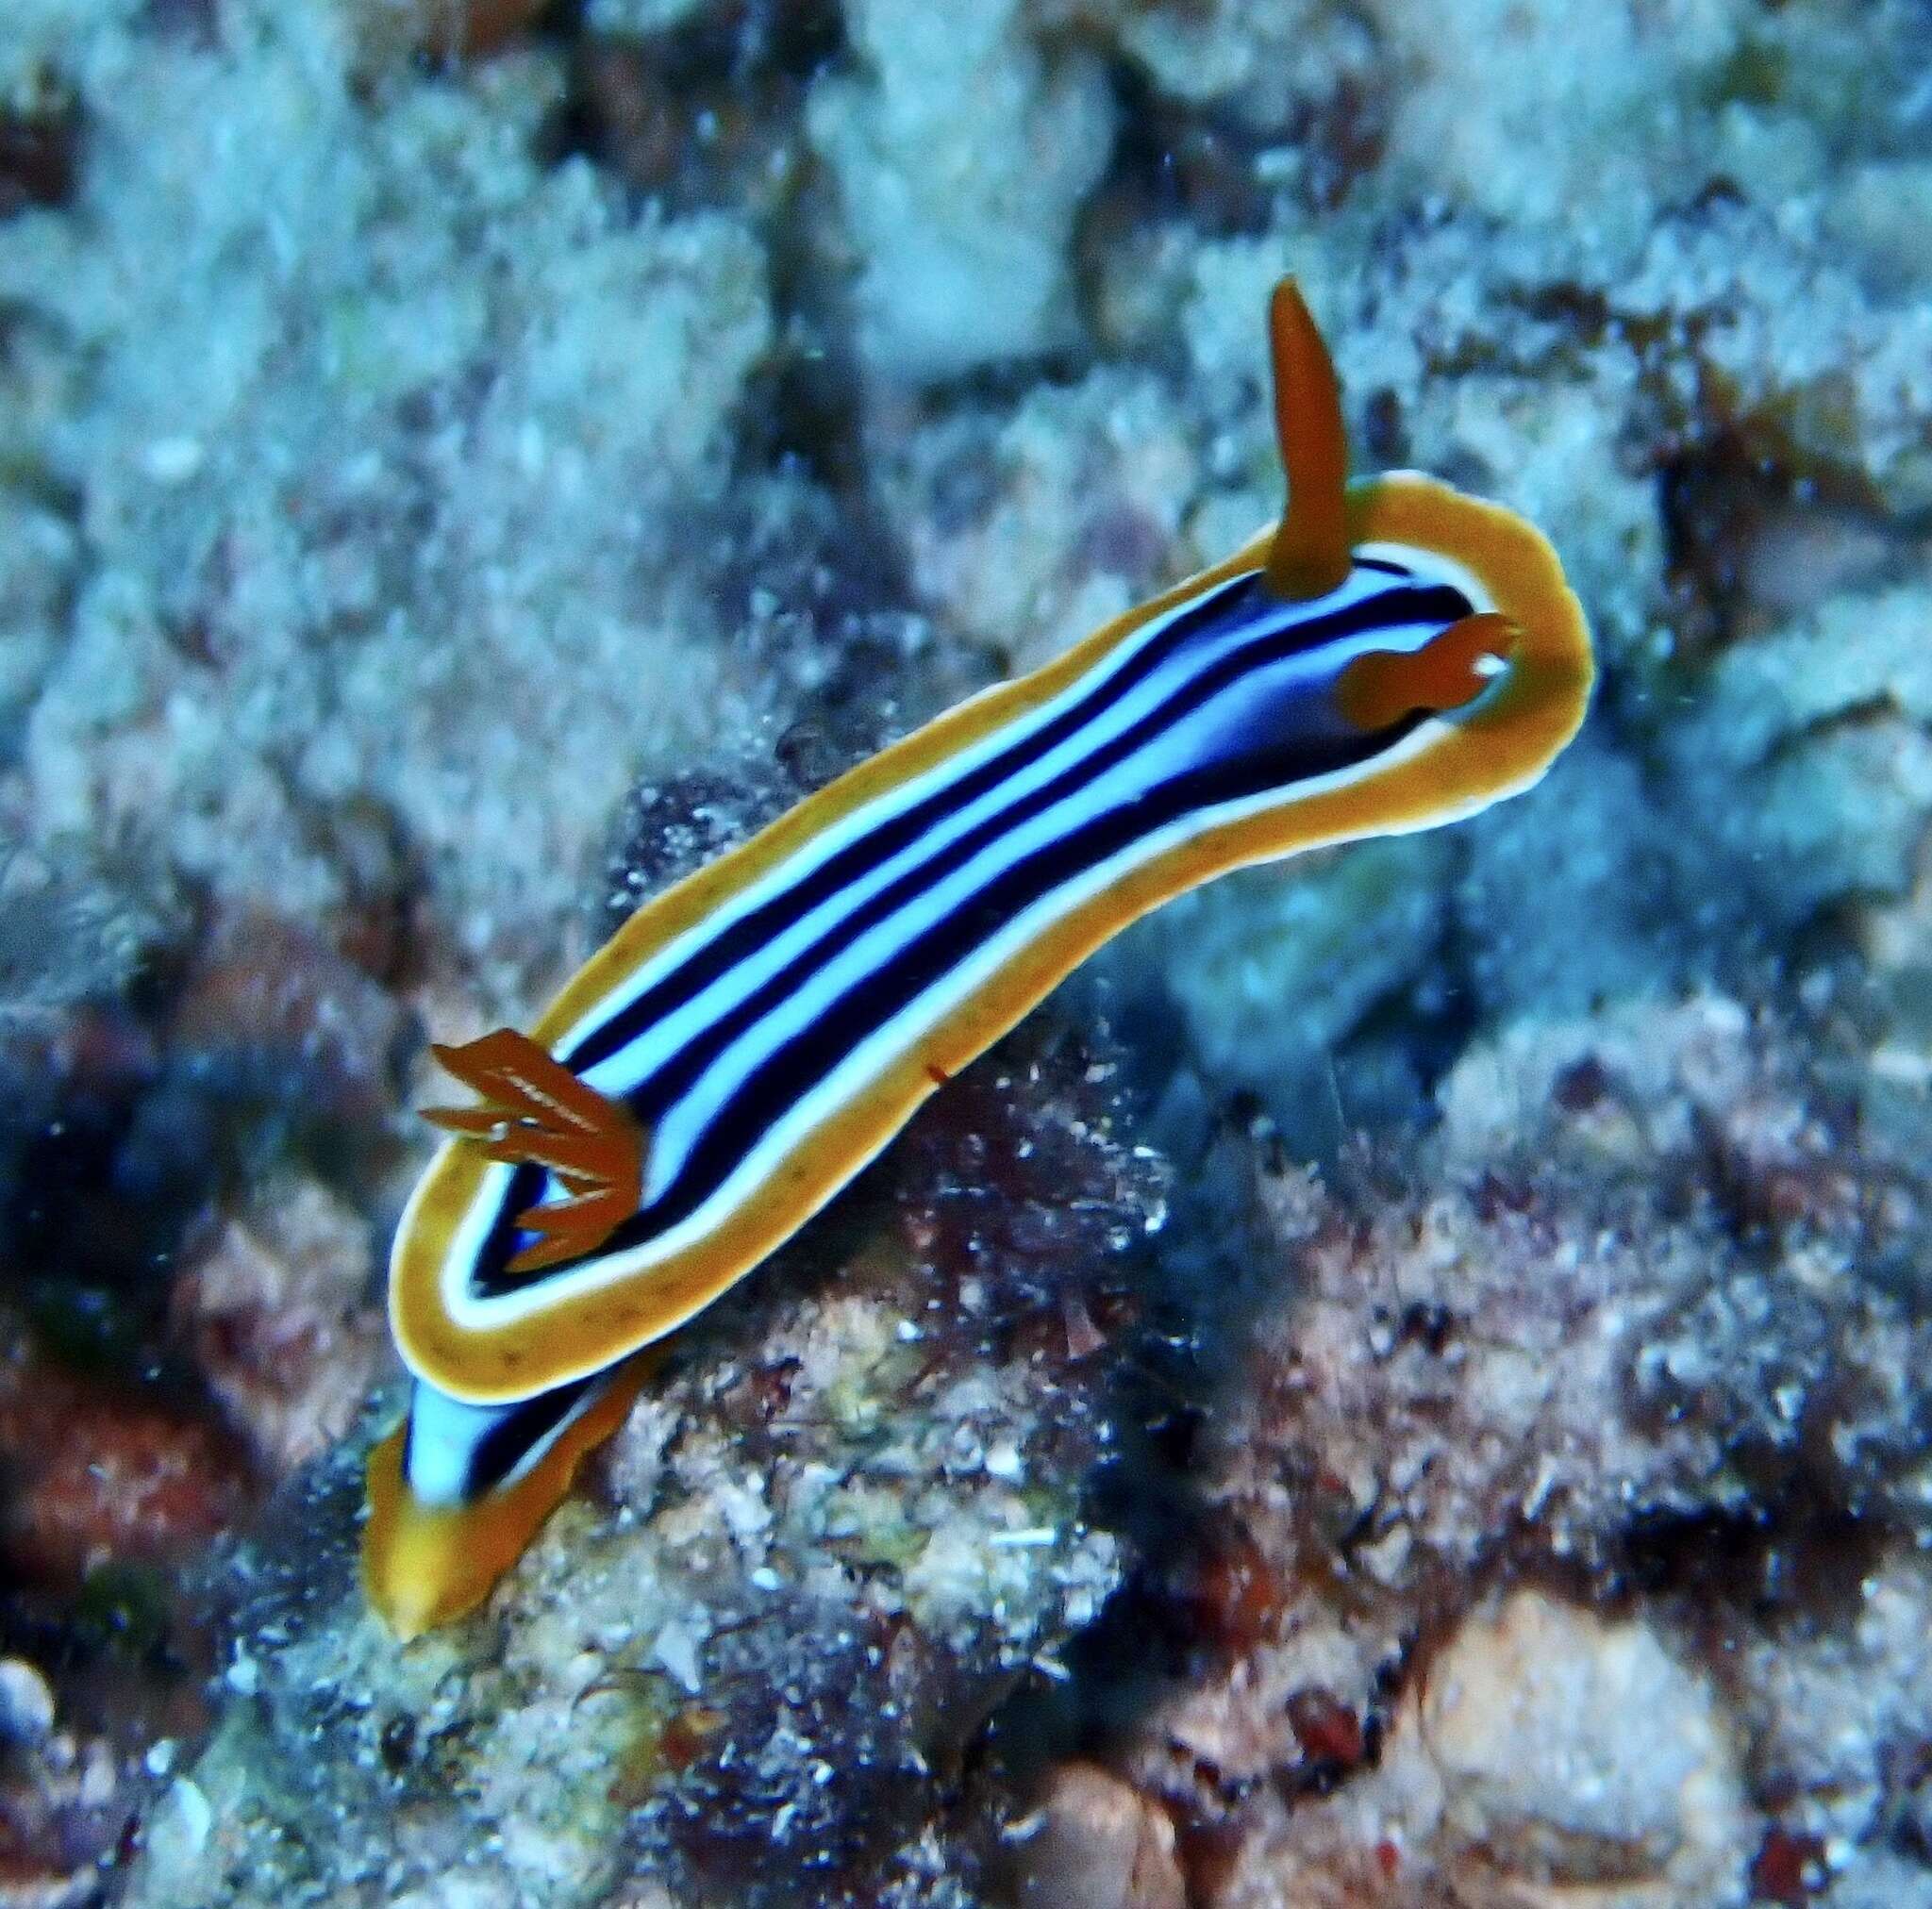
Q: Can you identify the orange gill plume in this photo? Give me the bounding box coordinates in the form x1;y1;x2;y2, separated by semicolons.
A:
423;1028;645;1275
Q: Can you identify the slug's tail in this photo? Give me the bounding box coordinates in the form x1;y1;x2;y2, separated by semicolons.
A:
361;1359;653;1639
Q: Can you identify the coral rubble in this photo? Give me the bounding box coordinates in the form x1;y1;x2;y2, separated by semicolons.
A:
108;767;1162;1908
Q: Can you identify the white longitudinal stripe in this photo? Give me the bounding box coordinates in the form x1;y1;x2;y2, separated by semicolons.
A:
641;615;1442;1195
556;561;1397;1077
426;542;1507;1362
404;1370;611;1502
439;737;1545;1360
588;575;1424;1187
575;573;1296;1110
1359;540;1486;619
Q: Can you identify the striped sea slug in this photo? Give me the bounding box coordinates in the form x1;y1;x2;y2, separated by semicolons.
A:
363;279;1594;1636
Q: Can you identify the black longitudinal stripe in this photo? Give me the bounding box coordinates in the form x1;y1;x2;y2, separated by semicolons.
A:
563;568;1424;1080
405;1370;599;1500
618;584;1469;1135
559;573;1258;1074
473;585;1468;1294
612;700;1431;1255
618;679;1445;1249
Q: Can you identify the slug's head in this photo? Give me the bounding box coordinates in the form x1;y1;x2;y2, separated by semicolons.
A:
1333;466;1591;804
1258;273;1591;814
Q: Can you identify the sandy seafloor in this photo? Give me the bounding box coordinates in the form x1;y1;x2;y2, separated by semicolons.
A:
4;0;1932;1903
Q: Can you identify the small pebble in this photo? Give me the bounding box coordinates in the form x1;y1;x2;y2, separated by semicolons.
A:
0;1658;56;1740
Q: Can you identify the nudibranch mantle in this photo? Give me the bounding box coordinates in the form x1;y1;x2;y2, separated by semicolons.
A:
365;280;1592;1636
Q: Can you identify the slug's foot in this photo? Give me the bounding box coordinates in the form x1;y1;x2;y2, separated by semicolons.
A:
424;1028;644;1274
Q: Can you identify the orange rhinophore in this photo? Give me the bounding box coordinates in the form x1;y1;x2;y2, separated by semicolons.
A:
1264;280;1353;602
1335;610;1520;733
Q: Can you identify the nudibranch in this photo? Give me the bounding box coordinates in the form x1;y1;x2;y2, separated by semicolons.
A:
363;280;1592;1635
